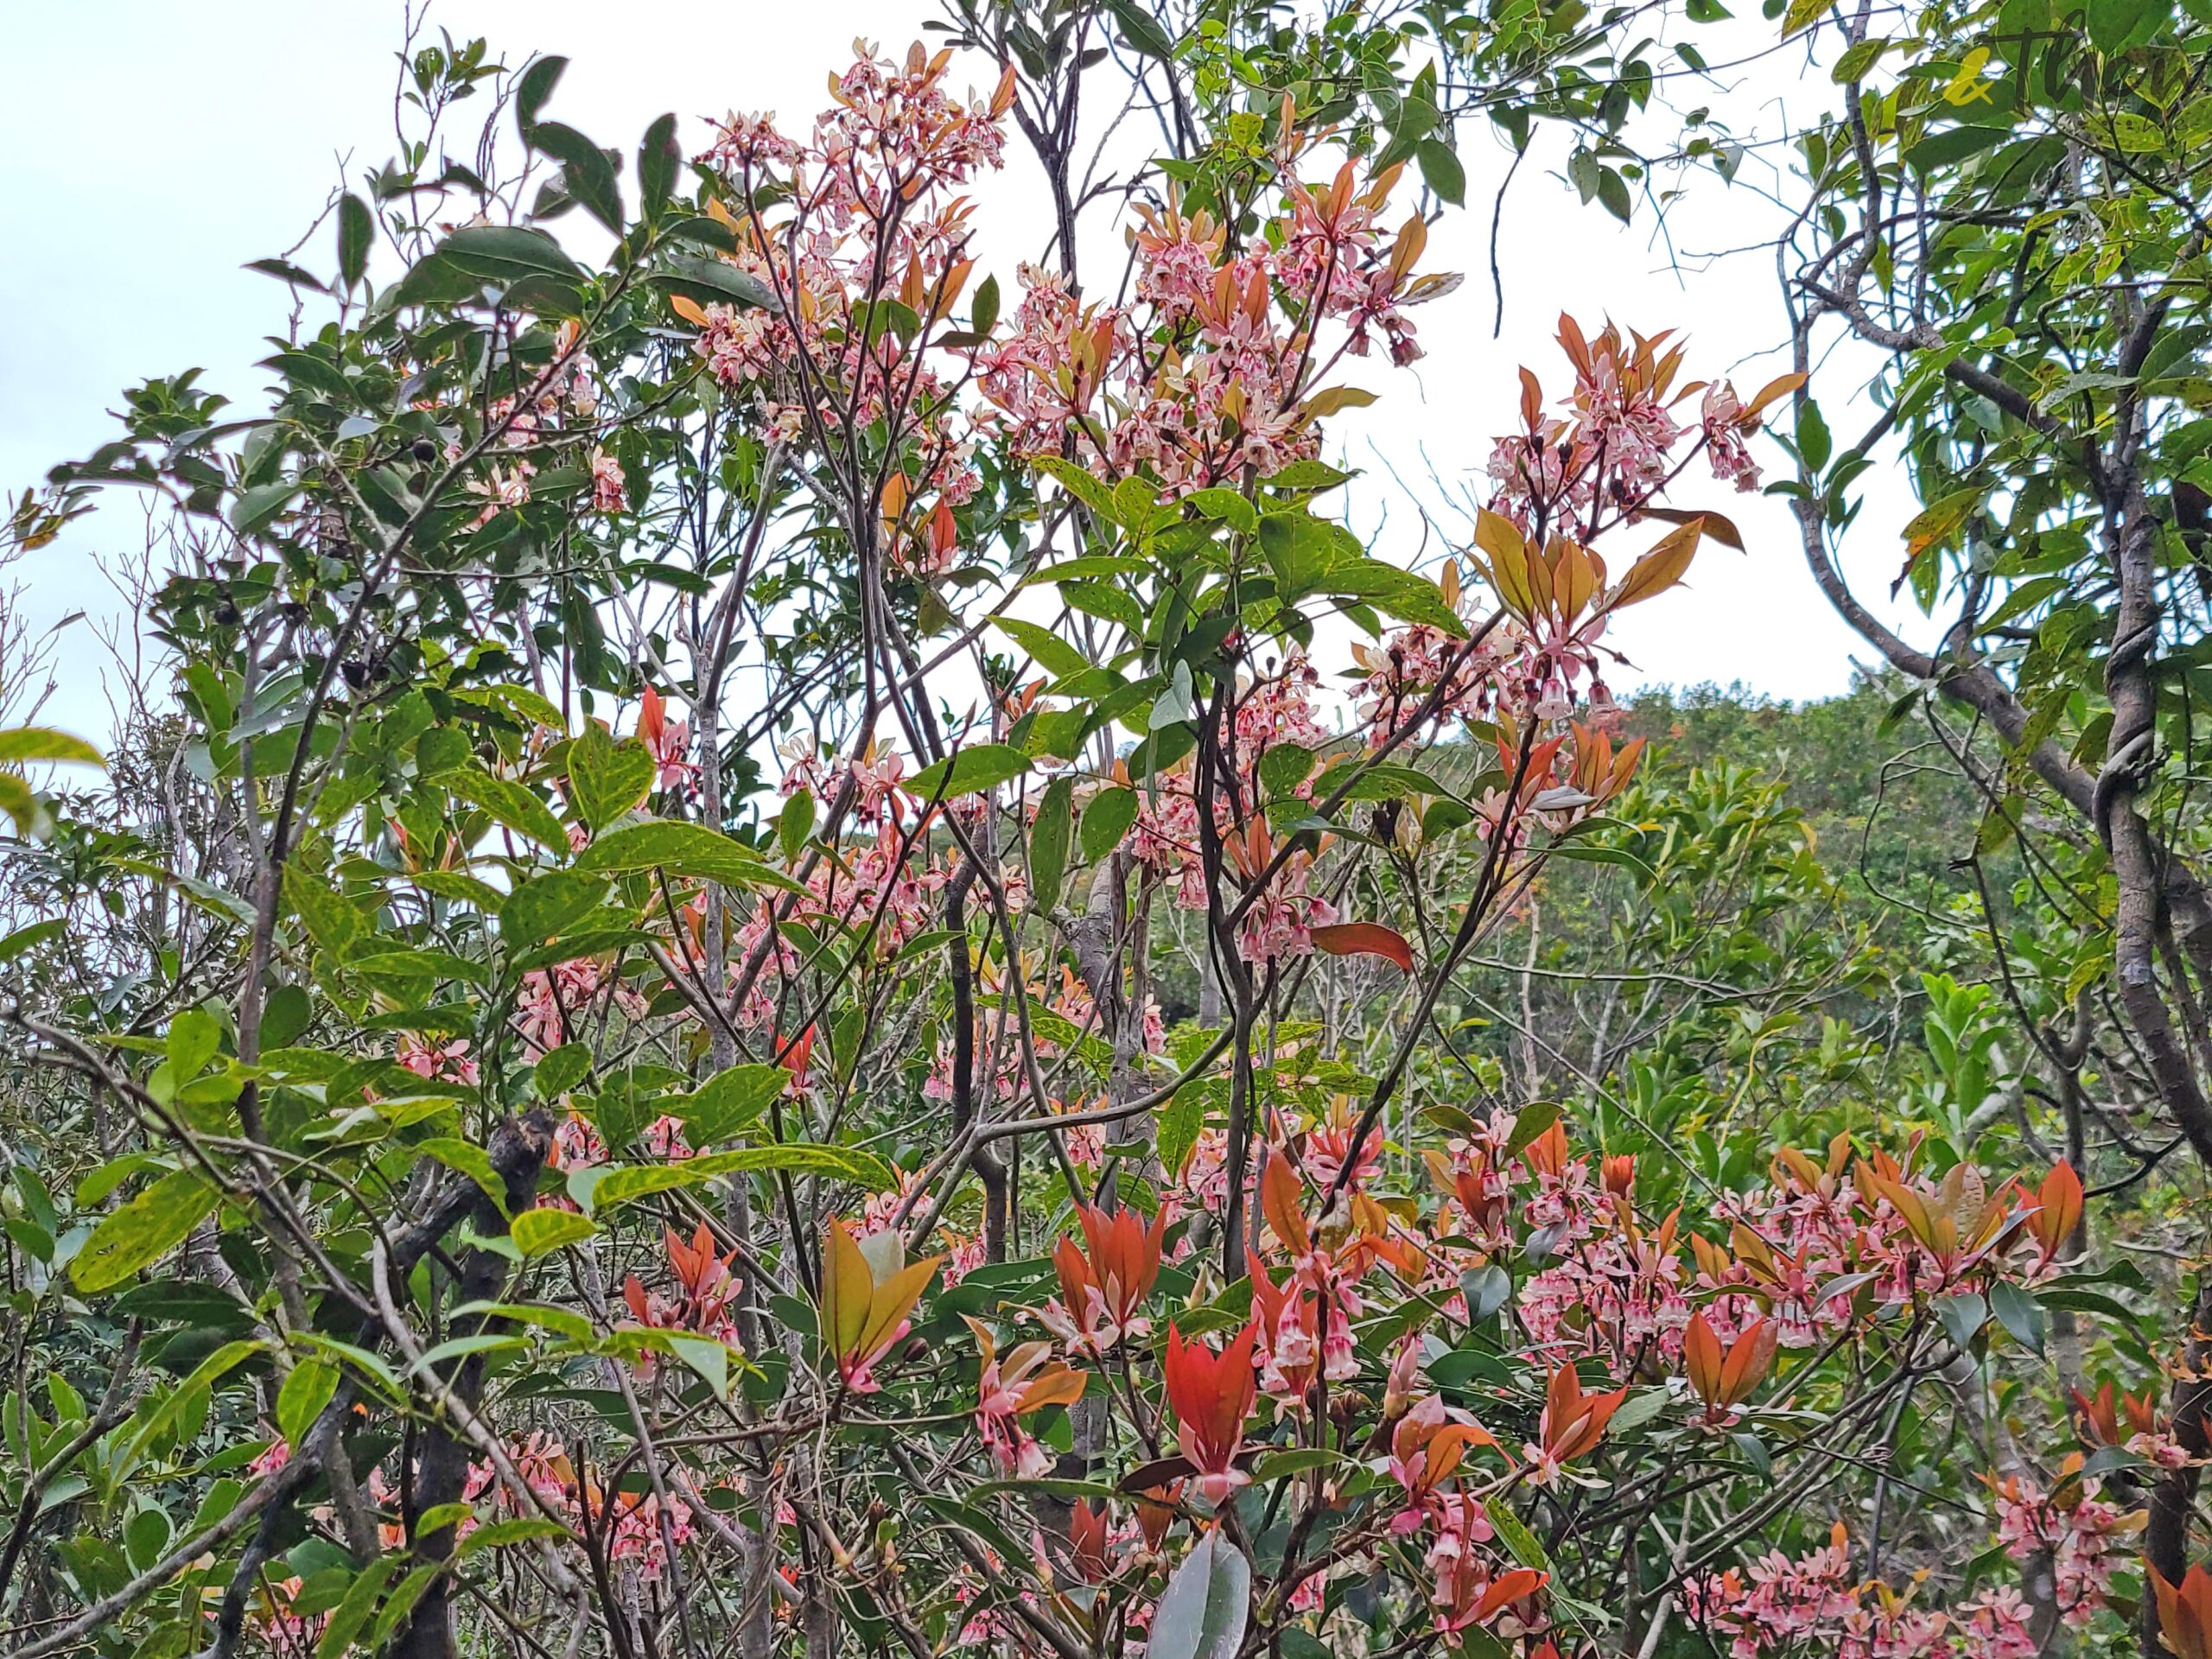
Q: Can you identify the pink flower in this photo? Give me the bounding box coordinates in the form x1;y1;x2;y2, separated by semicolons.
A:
395;1033;479;1086
634;686;695;792
589;448;626;512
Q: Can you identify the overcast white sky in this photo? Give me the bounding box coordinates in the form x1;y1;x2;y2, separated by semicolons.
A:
0;0;1935;741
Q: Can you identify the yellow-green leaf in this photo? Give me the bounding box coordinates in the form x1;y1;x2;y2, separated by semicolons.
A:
73;1169;222;1292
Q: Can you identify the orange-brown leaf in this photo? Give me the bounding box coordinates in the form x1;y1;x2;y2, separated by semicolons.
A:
1309;922;1414;973
1610;517;1704;609
1260;1149;1312;1258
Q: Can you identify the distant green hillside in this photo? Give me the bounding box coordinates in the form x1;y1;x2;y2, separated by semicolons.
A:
1624;677;1986;918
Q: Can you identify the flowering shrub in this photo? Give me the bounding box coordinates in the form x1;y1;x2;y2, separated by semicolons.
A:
0;10;2196;1659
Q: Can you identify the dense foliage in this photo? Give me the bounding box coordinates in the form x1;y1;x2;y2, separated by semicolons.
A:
1;0;2209;1656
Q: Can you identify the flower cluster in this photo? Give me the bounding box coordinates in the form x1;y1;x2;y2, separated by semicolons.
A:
1483;318;1796;538
622;1223;744;1351
975;159;1439;498
684;44;1013;533
1683;1523;2041;1659
1987;1462;2140;1626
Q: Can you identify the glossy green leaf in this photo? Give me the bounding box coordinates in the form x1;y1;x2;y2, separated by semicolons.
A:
907;744;1031;802
512;1207;598;1258
1150;1527;1249;1659
676;1062;786;1145
1029;777;1074;912
995;617;1090;679
569;725;655;830
337;194;373;289
501;870;610;945
447;770;568;851
1081;786;1140;861
277;1357;339;1449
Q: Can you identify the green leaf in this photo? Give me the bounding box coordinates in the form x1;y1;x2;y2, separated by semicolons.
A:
315;1557;402;1659
1326;557;1464;637
1081;787;1140;861
368;1565;440;1648
530;119;625;237
907;744;1031;801
516;55;568;129
183;663;235;734
1266;460;1354;492
2107;111;2167;153
575;820;789;888
569;725;654;830
2037;1287;2135;1320
1029;777;1074;912
500;870;610;945
1258;744;1319;799
1609;1387;1669;1435
262;985;312;1049
1901;486;1980;561
1252;1446;1348;1483
229;481;303;537
1150;1527;1249;1659
512;1207;598;1258
246;257;328;293
1020;556;1147;588
2088;0;2164;49
127;1338;264;1458
0;918;64;963
413;225;585;299
677;1063;786;1145
1033;456;1119;524
665;1332;731;1398
1596;167;1632;224
1544;841;1660;882
1489;1502;1549;1572
972;1476;1123;1503
277;1358;339;1449
995;618;1091;680
1904;124;2014;175
533;1042;594;1099
447;770;568;851
1417;139;1465;205
655;254;776;313
1782;0;1831;35
168;1007;223;1081
73;1169;222;1292
1990;1280;2046;1356
1796;400;1832;473
1501;1100;1561;1160
458;1517;571;1556
638;112;679;213
582;1143;887;1216
972;272;1001;335
337;194;373;290
1936;1291;1988;1351
1258;510;1338;602
347;948;487;985
778;790;815;863
1831;36;1893;80
1107;0;1179;57
1147;666;1195;736
1157;1083;1208;1183
1462;1264;1511;1322
415;1139;511;1218
1185;488;1257;534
